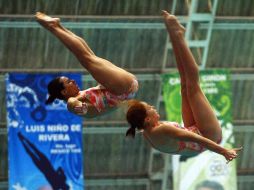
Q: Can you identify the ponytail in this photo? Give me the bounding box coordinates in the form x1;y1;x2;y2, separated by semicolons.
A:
45;95;56;105
45;77;65;105
126;126;136;138
126;100;147;138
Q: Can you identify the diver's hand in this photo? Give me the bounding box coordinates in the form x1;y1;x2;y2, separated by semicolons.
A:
222;147;243;163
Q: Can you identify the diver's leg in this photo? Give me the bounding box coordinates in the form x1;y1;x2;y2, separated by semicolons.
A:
162;11;221;142
36;12;137;95
163;11;195;127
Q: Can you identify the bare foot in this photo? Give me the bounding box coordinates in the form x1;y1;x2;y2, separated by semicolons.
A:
162;10;185;34
35;12;60;29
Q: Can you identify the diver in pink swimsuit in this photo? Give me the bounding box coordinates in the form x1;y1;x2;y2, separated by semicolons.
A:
125;11;242;163
35;12;138;118
143;121;221;157
75;80;138;117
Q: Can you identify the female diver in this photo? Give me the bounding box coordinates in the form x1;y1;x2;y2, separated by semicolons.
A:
35;12;138;118
126;11;242;163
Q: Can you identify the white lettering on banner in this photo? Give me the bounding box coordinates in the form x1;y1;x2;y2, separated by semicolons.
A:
208;159;229;177
55;144;64;148
201;83;216;87
169;78;180;85
202;88;218;94
51;149;70;154
38;134;70;141
65;144;76;149
25;125;45;132
47;124;69;132
201;74;226;82
71;124;82;132
71;149;81;153
50;148;81;154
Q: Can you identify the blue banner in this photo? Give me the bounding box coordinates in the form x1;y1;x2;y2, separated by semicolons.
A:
6;73;84;190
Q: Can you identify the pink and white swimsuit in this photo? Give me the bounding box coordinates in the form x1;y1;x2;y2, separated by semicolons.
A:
79;79;138;113
169;122;207;154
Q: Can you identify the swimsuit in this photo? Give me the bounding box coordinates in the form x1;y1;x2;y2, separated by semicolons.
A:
79;79;138;113
169;122;206;154
171;122;222;154
142;121;207;155
144;121;221;156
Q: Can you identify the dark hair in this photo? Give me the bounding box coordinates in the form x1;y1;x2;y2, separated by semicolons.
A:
196;180;224;190
45;77;65;104
126;100;147;138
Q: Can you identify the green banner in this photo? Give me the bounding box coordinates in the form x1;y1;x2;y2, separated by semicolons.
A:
162;70;237;190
